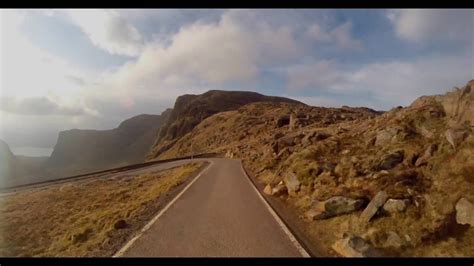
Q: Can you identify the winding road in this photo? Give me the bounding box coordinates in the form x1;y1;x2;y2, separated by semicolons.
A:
114;158;309;257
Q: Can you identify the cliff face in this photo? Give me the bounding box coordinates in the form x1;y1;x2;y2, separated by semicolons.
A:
148;90;304;158
47;109;172;177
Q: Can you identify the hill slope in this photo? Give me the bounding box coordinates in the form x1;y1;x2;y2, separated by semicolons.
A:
148;90;303;159
150;80;474;257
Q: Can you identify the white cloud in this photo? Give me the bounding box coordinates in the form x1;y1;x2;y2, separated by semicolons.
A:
387;9;474;44
66;9;144;57
83;10;304;107
285;52;473;109
0;96;98;116
307;21;362;50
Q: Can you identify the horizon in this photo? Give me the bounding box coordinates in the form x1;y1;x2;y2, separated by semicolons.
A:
1;9;473;156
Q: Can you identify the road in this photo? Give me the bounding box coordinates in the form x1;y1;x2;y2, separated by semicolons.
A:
116;158;307;257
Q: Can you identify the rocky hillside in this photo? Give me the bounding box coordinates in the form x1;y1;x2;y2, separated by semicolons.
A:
148;90;303;159
150;80;474;257
47;110;172;177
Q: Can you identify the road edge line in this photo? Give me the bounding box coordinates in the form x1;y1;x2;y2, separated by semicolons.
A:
239;162;311;258
112;160;214;257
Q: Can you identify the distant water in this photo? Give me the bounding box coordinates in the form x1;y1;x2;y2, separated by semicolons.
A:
11;147;53;157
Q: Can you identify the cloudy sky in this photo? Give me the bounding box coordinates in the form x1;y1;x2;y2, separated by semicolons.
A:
0;9;473;156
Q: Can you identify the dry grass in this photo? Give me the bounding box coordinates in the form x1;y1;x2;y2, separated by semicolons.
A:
0;162;204;257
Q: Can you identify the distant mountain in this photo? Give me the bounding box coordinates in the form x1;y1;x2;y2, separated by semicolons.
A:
0;140;48;188
148;90;303;158
46;110;172;177
0;139;14;182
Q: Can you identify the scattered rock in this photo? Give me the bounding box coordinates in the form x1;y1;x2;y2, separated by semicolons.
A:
271;182;287;196
306;196;366;220
284;172;300;196
445;128;469;150
415;144;438;167
70;228;92;244
455;197;474;226
383;199;409;214
263;184;273;195
114;219;128;230
332;234;381;257
360;191;388;224
383;231;403;249
377;150;404;170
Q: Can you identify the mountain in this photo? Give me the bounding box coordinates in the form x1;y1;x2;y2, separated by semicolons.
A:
148;90;303;159
46;109;172;177
149;80;474;257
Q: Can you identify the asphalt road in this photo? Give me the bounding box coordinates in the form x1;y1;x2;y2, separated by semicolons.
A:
118;158;306;257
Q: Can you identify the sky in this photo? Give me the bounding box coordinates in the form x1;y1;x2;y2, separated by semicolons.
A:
0;9;473;156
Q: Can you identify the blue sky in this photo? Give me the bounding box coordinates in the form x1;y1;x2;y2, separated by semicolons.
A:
0;9;473;155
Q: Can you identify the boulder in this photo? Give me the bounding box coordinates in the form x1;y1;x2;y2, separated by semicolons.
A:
276;115;290;127
284;172;300;196
383;199;409;214
306;196;366;220
360;191;388;224
455;197;474;226
377;150;404;170
332;234;381;257
113;219;128;230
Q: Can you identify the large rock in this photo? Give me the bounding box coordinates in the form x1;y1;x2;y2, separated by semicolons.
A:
305;196;365;220
332;234;381;257
455;197;474;226
377;150;404;170
283;172;300;196
383;199;409;214
360;191;388;224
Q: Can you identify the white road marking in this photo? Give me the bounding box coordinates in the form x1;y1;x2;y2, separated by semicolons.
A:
113;160;213;257
240;162;311;258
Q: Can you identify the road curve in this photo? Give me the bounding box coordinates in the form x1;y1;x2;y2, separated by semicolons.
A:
118;158;306;257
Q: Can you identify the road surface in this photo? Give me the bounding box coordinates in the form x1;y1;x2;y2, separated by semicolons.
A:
117;158;307;257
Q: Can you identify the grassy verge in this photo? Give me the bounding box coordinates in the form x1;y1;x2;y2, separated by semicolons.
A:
0;162;204;257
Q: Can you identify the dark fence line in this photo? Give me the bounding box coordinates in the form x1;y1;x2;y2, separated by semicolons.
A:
1;152;223;192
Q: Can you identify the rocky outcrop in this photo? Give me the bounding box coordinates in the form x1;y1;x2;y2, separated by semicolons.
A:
436;80;474;127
